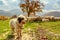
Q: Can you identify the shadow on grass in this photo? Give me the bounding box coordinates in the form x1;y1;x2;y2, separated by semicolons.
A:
5;33;14;40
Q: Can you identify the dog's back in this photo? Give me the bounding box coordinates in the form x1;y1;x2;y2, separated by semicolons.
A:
9;18;17;29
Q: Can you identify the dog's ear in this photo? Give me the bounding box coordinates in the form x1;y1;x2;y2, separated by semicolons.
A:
17;17;24;23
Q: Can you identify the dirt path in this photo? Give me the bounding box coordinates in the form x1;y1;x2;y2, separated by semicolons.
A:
22;33;32;40
2;28;60;40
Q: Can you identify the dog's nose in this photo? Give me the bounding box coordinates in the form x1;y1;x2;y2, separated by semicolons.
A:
22;20;26;24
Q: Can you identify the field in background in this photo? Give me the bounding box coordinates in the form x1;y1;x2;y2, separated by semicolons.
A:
0;20;60;40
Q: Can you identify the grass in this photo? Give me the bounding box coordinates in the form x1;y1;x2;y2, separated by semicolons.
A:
0;20;10;34
39;21;60;34
24;21;60;34
0;20;11;40
0;20;60;40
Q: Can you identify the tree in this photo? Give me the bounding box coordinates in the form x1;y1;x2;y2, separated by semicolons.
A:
20;0;44;17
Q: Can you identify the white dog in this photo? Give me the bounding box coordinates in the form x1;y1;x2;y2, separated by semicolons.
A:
9;15;27;40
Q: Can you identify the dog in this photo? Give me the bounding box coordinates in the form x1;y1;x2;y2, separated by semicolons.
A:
9;15;27;40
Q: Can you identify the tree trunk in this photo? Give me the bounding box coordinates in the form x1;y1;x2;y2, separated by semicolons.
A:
28;11;30;17
33;12;36;16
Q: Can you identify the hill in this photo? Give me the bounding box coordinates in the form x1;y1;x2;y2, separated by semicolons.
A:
10;9;23;16
44;11;60;17
0;9;23;17
0;10;11;17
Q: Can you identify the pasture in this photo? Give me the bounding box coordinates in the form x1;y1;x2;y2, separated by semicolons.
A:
0;20;60;40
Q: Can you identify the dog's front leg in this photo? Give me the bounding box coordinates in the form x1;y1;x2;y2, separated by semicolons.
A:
15;28;22;40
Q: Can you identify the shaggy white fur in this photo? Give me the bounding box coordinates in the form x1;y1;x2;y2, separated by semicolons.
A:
9;15;27;40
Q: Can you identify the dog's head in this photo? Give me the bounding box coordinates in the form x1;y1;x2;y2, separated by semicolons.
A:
17;15;27;24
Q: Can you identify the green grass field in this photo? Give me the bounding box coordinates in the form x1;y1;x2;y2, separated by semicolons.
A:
0;20;60;40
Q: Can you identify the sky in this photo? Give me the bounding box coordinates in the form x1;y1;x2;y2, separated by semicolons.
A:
0;0;60;11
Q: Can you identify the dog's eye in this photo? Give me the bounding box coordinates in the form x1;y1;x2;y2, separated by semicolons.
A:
18;17;24;20
21;18;24;20
18;17;24;23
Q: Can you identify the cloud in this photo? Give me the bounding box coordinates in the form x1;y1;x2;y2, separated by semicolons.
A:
0;0;60;11
43;0;60;10
2;0;8;6
40;0;48;5
43;10;60;12
0;1;4;6
12;0;17;2
0;0;20;10
53;3;60;9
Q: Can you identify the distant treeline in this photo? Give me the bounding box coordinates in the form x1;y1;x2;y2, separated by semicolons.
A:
0;16;9;20
0;15;60;22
